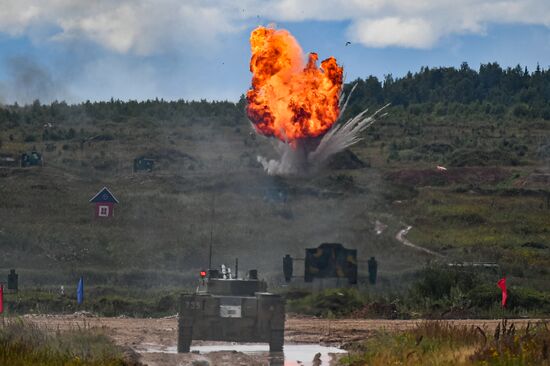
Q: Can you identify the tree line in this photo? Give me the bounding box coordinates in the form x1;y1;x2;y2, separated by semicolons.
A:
0;62;549;130
345;62;550;120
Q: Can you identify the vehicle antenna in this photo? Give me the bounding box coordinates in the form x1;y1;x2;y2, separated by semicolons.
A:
208;191;216;269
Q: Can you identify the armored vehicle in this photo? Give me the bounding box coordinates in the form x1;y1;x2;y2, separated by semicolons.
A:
21;151;43;167
178;269;285;353
133;156;154;172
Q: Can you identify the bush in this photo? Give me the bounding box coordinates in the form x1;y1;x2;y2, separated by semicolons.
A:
24;134;37;142
447;148;519;167
156;295;176;313
412;268;550;314
467;284;500;308
287;288;364;317
506;287;550;310
410;266;479;301
512;103;530;118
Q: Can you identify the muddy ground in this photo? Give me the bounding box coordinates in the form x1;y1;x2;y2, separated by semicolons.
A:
25;314;540;366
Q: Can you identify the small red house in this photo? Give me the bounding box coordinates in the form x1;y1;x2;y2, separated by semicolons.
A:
89;187;119;218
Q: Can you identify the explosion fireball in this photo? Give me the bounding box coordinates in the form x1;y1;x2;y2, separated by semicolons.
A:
247;26;387;176
247;26;343;142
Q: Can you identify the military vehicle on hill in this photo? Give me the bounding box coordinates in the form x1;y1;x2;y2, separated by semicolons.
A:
21;151;43;167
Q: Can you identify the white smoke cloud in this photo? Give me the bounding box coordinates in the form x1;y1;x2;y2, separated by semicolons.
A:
0;0;549;53
0;0;238;55
349;17;437;49
260;0;550;49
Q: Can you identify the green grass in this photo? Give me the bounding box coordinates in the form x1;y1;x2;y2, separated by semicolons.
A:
0;319;127;365
398;188;550;287
2;286;183;317
341;320;550;366
0;105;549;313
281;265;550;319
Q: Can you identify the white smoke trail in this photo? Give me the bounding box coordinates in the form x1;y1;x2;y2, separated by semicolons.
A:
256;84;389;176
307;103;389;167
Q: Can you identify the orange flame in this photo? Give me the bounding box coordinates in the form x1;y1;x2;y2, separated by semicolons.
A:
246;26;343;142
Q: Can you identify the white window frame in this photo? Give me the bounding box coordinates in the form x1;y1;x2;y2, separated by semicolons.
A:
98;205;109;217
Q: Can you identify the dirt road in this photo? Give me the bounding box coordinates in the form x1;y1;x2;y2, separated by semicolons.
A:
395;225;444;257
24;313;542;366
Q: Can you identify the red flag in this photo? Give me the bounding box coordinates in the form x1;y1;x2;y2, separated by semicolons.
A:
0;284;3;314
497;277;507;307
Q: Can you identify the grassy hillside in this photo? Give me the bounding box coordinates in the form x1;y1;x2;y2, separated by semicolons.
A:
0;73;548;313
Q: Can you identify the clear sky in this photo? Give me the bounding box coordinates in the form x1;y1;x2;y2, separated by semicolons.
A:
0;0;549;104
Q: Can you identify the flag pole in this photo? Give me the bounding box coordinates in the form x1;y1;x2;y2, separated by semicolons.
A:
208;192;216;270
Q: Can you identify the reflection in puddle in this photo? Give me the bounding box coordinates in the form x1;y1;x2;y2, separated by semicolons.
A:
142;343;347;366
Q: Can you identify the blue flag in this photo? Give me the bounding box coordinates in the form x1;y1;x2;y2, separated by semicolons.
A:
77;277;84;305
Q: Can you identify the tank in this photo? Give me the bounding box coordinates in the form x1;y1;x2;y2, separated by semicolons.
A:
177;269;285;353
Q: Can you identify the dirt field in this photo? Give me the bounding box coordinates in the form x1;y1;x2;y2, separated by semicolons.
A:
23;313;542;366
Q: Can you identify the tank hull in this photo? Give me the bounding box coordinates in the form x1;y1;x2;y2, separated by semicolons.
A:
178;291;285;352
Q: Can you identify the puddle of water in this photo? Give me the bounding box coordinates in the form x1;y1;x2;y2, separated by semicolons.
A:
142;343;347;366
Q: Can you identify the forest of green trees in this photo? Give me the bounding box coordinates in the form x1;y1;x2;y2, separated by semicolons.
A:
0;61;549;130
344;62;550;120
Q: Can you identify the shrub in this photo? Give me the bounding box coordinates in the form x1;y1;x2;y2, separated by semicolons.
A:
410;266;479;301
512;103;530;118
287;288;364;317
506;287;550;310
447;148;519;167
156;295;176;313
24;134;37;142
